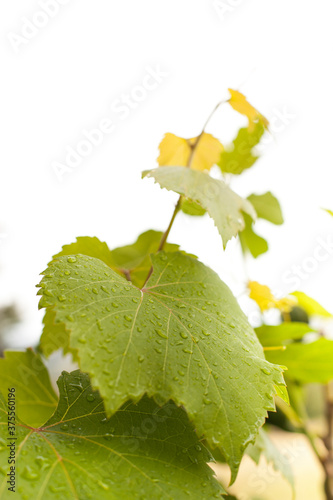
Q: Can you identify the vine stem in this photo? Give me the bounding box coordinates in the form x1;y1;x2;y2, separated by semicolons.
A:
322;383;333;500
142;99;227;287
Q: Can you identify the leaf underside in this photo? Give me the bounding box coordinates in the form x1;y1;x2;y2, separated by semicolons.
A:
143;167;256;248
0;370;224;500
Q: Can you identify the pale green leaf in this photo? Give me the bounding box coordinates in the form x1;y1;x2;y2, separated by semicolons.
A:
181;197;206;216
246;428;294;492
0;349;57;427
247;193;284;225
218;122;265;175
265;338;333;383
0;370;224;499
38;251;286;480
256;323;316;347
239;213;268;258
143;167;256;248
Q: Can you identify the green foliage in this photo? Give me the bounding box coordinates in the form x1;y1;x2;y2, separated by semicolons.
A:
2;92;331;499
247;192;284;225
143;167;256;248
0;349;57;427
39;231;192;359
239;213;269;258
181;197;206;216
265;339;333;384
0;370;224;499
38;251;286;481
239;192;283;258
218;122;265;175
246;428;294;492
256;323;315;347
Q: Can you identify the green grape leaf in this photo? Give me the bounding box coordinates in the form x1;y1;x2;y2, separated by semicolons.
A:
239;213;268;259
181;197;206;216
53;231;184;287
247;193;284;225
142;167;256;248
218;122;265;175
0;349;57;427
54;236;115;268
256;323;316;347
265;338;333;383
39;231;194;359
39;308;76;360
0;370;224;499
246;428;294;493
291;292;332;318
239;192;283;258
38;251;286;481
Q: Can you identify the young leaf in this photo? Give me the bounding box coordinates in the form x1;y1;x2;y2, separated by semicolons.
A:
247;192;284;225
239;213;269;259
246;428;294;493
0;370;224;499
0;349;57;427
227;89;269;130
255;323;316;347
291;291;332;318
218;122;265;175
158;132;223;172
38;251;287;481
265;338;333;383
143;167;256;248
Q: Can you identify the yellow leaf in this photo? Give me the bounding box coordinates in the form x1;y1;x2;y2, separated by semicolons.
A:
228;89;269;130
248;281;296;312
157;133;223;172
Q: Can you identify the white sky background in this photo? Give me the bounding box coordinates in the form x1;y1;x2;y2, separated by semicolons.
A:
0;0;333;348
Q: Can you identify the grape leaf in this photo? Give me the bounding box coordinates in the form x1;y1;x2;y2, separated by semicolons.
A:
142;167;256;248
247;193;283;225
265;338;333;383
38;251;287;481
0;370;224;499
291;291;332;318
39;231;192;359
53;231;184;288
239;213;269;259
239;193;283;259
228;89;269;130
255;323;316;347
246;428;294;493
157;133;224;172
218;122;265;175
181;198;206;216
0;350;57;428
